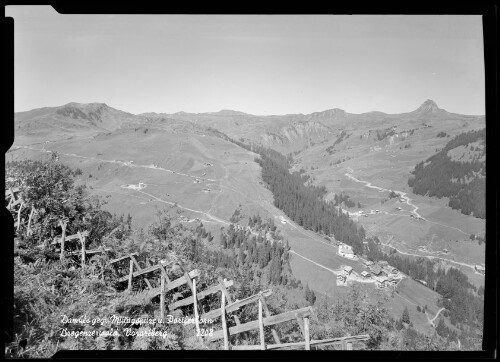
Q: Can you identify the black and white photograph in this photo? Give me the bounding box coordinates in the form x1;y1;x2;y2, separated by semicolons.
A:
4;6;495;357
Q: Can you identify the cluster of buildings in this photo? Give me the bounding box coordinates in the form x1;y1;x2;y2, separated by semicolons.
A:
363;260;401;289
335;259;403;289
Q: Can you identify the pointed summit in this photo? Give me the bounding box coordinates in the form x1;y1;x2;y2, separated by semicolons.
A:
415;99;440;114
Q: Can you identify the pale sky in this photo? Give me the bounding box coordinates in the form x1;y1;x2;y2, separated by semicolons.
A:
6;7;485;116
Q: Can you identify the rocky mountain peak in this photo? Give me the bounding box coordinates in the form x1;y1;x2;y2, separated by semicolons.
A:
415;99;440;114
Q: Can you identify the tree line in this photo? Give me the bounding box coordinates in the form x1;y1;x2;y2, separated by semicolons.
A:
215;133;366;253
408;128;485;219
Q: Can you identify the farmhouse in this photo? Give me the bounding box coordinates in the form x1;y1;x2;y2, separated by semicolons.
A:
338;244;355;259
343;265;353;275
361;270;370;278
383;265;398;276
369;265;383;276
375;276;389;288
364;260;374;266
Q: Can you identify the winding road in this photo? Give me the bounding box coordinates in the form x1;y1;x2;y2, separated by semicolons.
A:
345;171;482;274
426;307;446;327
345;172;469;236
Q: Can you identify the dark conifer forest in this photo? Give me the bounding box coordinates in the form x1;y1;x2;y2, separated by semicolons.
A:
408;129;485;219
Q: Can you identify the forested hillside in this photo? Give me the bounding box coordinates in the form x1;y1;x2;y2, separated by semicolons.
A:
208;132;366;254
408;129;485;219
365;238;484;347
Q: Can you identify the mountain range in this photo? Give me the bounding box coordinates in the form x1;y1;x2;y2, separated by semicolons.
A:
13;99;484;153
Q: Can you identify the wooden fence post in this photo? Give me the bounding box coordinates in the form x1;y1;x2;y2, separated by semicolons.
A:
304;317;310;350
16;201;23;232
221;290;229;350
100;246;105;281
160;266;166;322
78;231;86;273
192;278;201;336
59;221;67;260
128;260;134;292
258;297;265;350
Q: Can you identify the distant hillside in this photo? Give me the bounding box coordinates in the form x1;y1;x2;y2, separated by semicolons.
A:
408;129;486;219
14;102;142;139
14;100;484;154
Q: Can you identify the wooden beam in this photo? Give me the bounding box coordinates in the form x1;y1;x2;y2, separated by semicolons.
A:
66;247;112;256
221;291;229;350
230;335;370;350
130;254;153;290
128;259;134;292
208;306;312;342
201;289;273;321
59;220;67;260
258;298;265;350
126;269;201;294
118;266;200;287
16;201;23;232
78;231;86;272
51;230;89;245
109;252;139;265
192;278;201;336
168;279;233;310
160;267;166;321
304;317;310;350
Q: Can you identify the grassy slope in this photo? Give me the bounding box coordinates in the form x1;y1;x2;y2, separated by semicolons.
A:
8;117;477;337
